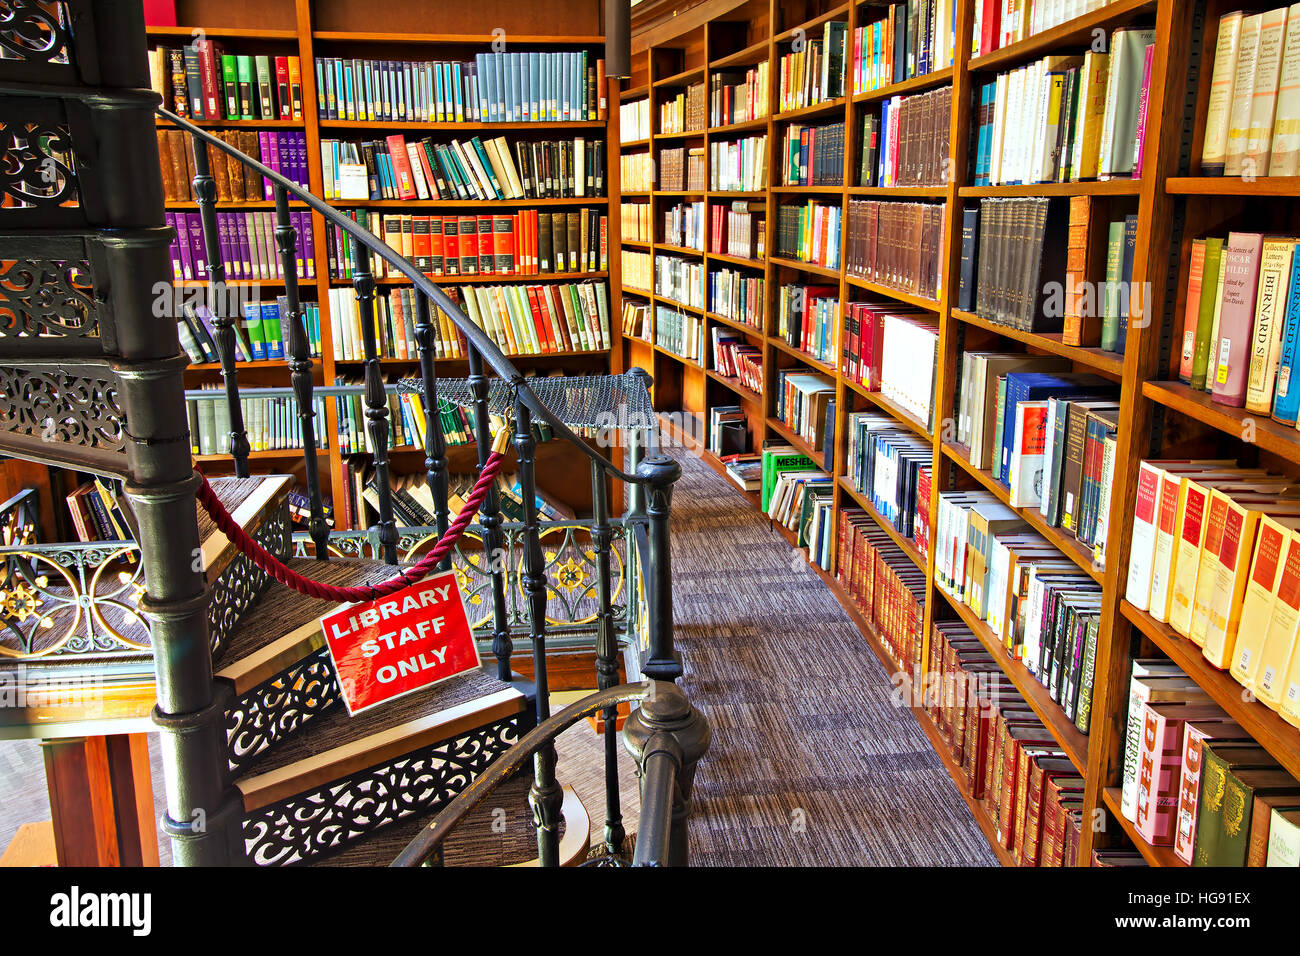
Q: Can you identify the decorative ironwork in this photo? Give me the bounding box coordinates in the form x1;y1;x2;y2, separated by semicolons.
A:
0;254;95;340
241;714;523;866
0;119;76;209
225;647;341;775
209;500;290;660
0;2;72;67
0;364;124;452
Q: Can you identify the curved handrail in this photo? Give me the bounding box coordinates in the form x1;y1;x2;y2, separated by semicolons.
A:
158;106;651;485
390;681;656;867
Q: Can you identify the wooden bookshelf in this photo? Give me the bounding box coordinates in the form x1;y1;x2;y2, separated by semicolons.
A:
624;0;1262;867
154;0;622;527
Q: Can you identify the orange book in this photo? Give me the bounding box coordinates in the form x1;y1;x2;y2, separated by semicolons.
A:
286;56;303;119
385;134;417;199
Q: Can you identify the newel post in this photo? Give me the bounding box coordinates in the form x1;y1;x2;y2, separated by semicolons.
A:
636;455;681;683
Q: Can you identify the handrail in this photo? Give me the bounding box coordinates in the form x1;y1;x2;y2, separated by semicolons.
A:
390;681;656;867
157;106;650;486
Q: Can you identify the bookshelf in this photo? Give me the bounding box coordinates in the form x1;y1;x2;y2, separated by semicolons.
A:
624;0;1300;866
151;0;623;525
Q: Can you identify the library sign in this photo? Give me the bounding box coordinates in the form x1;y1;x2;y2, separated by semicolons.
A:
320;571;480;715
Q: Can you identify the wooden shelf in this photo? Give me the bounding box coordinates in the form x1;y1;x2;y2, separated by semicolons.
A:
773;97;848;123
319;119;604;130
1143;380;1300;466
852;67;955;104
1101;787;1187;867
1167;176;1300;197
838;477;925;571
844;378;933;440
769;335;838;376
942;441;1104;583
967;0;1158;73
769;255;841;280
846;185;948;197
710;38;770;69
653;66;707;88
326;197;608;208
705;369;763;405
706;117;770;135
936;585;1090;774
327;271;609;286
655;242;706;257
766;416;826;470
845;275;941;311
706;250;765;269
958;180;1143;197
158;117;304;128
310;31;604;44
1121;601;1300;783
771;184;846;194
951;308;1125;377
707;310;764;336
147;26;298;39
654;128;707;140
773;3;851;44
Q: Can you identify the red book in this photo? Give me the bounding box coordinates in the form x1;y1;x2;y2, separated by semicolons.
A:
979;0;1001;56
412;216;432;277
456;215;477;275
385;135;417;199
414;143;439;201
442;216;459;276
524;285;553;353
198;41;221;119
476;214;494;275
546;284;573;351
275;56;291;119
491;214;514;275
143;0;178;26
428;216;444;277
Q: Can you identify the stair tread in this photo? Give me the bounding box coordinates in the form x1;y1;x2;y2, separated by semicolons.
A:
215;557;397;677
199;475;291;583
199;476;270;543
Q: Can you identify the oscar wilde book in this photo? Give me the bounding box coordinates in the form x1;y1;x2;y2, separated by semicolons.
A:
1212;232;1265;406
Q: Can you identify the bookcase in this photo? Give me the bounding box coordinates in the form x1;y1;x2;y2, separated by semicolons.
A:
624;0;1300;866
150;0;623;525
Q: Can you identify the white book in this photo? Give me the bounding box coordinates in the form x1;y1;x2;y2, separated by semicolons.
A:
1204;12;1247;173
1244;6;1291;175
1124;460;1165;611
1225;13;1265;175
1269;4;1300;175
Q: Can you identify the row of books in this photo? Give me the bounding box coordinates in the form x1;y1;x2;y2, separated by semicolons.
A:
316;52;606;125
654;306;704;363
1203;7;1300;178
775;369;835;452
622;249;652;293
660;82;706;135
973;0;1117;58
878;313;940;430
711;329;762;393
326;287;467;362
1127;460;1300;727
1116;657;1300;865
620;98;650;142
334;386;474;455
775;282;839;367
710;136;767;192
658;145;706;191
869;86;952;187
621;300;650;340
845;200;944;301
926;622;1087;865
621;201;652;242
663;200;705;251
852;3;958;95
178;299;324;365
66;479;134;547
841;301;929;392
710;63;770;127
1176;232;1300;417
711;268;764;330
839;509;926;676
149;45;303;121
845;412;931;551
325;209;607;281
156;129;309;204
776;200;842;271
1057;194;1135;348
655;255;706;311
166;209;315;282
321;134;603;202
973;29;1154;185
187;388;330;456
710;200;764;260
708;405;751;459
777;20;848;113
780;121;845;187
621;152;654;192
767;456;835;569
935;490;1102;734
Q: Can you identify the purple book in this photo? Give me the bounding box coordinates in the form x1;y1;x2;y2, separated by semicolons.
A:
1211;232;1265;408
186;211;208;280
236;212;253;281
217;212;236;280
300;210;316;278
258;130;273;201
296;131;308;189
175;212;195;280
291;210;307;278
267;132;282;194
165;212;183;279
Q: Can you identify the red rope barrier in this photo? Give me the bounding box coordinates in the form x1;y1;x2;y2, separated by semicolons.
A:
195;451;506;604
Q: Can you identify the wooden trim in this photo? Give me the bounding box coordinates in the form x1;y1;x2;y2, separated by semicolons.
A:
201;475;292;583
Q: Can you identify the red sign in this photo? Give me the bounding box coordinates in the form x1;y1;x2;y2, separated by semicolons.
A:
319;571;480;715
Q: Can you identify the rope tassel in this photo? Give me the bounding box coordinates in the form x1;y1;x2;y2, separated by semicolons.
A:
195;451;506;604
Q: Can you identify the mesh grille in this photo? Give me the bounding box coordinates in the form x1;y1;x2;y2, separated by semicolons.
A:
397;372;655;429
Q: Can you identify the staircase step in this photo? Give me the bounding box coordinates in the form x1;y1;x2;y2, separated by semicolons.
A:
199;475;290;584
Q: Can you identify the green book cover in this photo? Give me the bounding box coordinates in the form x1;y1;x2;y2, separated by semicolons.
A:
1213;769;1300;867
1190;237;1226;391
254;55;274;120
1100;220;1125;352
1192;743;1275;867
220;54;239;118
235;55;254;120
991;375;1007;482
761;447;815;512
1074;615;1100;733
798;486;833;548
242;304;266;358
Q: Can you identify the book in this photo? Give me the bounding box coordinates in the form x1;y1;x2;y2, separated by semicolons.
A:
1202;11;1247;175
1212;232;1266;407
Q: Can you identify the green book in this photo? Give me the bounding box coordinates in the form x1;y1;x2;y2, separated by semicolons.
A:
254;55;274;120
235;55;254;120
1211;768;1300;867
220;54;239;119
1192;742;1276;867
761;443;814;512
1190;237;1226;391
991;375;1007;481
1100;220;1126;352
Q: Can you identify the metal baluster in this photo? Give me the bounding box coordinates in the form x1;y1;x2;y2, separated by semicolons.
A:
625;368;653;516
190;133;249;476
274;185;329;560
591;459;625;855
636;455;683;682
466;346;510;679
414;294;450;570
515;398;562;867
352;246;397;565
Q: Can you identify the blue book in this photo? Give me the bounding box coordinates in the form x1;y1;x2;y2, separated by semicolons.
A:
526;52;538;120
998;372;1114;485
475;54;490;120
507;51;518;123
1271;244;1300;425
451;62;463;121
432;62;444;121
262;302;285;360
242;302;266;360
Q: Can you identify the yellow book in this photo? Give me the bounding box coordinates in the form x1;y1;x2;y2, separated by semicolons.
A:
1204;501;1300;668
1279;625;1300;727
1230;516;1300;687
1244;238;1297;413
1072;52;1110;181
1190;490;1237;646
493;285;526;355
1253;529;1300;709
